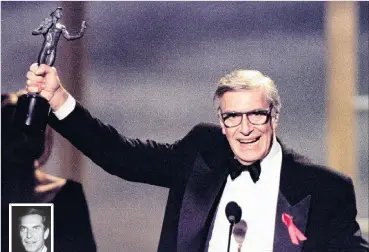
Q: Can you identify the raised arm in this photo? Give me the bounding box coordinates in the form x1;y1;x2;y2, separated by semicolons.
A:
25;63;186;188
61;21;87;40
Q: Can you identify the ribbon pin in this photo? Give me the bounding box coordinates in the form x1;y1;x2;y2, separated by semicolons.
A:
282;213;307;245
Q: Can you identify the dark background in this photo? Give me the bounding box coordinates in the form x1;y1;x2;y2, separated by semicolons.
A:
2;2;368;251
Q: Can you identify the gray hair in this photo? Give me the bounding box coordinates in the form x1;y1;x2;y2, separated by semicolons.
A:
213;70;282;115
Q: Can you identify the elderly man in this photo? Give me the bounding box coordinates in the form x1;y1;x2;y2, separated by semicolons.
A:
25;63;368;252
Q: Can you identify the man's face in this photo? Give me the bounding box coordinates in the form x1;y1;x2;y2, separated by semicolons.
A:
19;214;49;252
219;89;278;165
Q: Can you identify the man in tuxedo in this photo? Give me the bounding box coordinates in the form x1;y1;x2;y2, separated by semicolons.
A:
25;63;368;251
1;91;97;252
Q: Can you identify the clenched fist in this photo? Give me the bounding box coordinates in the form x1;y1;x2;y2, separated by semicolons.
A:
26;63;68;110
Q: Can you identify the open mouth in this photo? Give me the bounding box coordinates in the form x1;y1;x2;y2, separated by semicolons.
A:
24;240;36;245
238;136;260;144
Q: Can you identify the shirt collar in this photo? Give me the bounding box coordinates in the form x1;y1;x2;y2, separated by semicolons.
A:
260;136;282;179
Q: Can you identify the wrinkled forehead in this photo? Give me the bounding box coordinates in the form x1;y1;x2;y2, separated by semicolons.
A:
219;88;270;109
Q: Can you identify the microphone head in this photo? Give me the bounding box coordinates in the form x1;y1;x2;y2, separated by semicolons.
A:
225;201;242;224
233;219;247;246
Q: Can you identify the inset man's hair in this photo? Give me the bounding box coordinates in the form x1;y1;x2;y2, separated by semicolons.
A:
18;207;50;229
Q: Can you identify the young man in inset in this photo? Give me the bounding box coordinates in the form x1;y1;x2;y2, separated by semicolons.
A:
19;207;50;252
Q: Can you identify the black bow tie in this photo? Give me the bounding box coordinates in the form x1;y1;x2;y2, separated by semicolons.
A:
228;159;261;183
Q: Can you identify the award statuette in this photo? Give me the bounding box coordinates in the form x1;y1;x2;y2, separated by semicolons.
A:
14;7;87;133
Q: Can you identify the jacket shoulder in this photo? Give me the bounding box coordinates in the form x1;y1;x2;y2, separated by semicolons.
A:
173;122;230;165
184;123;227;149
283;146;353;187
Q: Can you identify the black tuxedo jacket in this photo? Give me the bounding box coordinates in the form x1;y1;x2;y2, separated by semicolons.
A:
49;102;368;252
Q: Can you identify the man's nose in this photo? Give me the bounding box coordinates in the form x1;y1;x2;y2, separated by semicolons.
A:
239;114;253;135
26;229;33;238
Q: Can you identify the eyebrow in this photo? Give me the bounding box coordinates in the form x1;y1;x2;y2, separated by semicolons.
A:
20;224;43;228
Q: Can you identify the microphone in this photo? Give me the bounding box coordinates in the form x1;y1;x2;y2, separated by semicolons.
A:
225;201;242;252
233;220;247;251
225;201;242;224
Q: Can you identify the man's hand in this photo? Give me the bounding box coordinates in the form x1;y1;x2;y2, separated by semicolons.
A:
33;160;67;203
26;63;69;110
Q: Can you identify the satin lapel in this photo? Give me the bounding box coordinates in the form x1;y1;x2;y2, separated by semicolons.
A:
274;145;311;252
274;192;311;252
177;154;228;252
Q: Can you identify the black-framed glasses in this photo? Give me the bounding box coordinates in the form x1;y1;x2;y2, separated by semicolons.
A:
220;104;273;128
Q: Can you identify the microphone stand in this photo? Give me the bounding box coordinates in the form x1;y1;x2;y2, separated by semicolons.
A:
225;201;242;252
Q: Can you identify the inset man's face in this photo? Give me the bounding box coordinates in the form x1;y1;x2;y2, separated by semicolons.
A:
219;89;278;165
19;214;49;252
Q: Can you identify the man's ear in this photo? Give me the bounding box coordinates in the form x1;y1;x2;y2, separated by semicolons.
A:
218;110;226;135
272;113;279;131
44;228;50;240
220;121;226;135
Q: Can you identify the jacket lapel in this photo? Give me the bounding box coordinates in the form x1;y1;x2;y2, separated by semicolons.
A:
274;145;311;252
274;192;311;252
177;154;228;252
176;138;312;252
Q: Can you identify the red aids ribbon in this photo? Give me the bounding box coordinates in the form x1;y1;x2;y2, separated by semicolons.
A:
282;213;307;245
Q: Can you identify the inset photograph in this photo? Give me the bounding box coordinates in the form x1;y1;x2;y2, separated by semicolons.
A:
9;204;53;252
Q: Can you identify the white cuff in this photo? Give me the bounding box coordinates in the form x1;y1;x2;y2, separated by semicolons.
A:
53;94;76;120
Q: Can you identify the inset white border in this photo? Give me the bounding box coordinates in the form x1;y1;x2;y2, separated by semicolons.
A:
9;203;54;252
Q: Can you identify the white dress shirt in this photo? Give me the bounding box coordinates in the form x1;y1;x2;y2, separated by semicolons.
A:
53;93;76;120
206;138;282;252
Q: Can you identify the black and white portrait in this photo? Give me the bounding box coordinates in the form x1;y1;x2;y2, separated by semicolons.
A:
10;204;53;252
